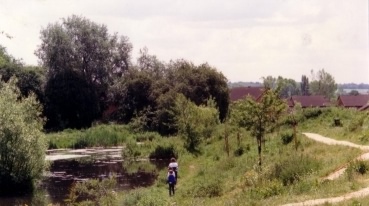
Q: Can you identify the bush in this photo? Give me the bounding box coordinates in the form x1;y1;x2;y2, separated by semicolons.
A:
185;177;223;198
270;155;320;186
347;115;365;132
122;138;141;160
149;144;177;159
0;78;47;196
347;160;369;176
281;131;294;145
302;108;323;119
249;180;284;199
66;177;118;205
234;144;249;157
134;132;160;142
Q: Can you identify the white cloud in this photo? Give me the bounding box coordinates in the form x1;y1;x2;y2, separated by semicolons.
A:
0;0;367;83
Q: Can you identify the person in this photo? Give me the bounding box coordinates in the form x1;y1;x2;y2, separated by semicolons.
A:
168;157;178;180
167;169;176;196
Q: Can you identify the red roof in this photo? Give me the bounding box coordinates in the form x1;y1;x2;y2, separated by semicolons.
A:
338;95;369;108
289;95;329;108
229;87;264;102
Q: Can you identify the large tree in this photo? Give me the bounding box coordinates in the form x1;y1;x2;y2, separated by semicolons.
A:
167;60;229;122
309;69;337;99
36;15;132;130
36;15;132;115
44;69;99;130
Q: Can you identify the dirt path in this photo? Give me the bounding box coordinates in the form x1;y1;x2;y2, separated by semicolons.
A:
281;187;369;206
281;133;369;206
302;133;369;150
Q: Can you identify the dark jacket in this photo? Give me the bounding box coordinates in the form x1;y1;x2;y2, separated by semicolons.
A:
167;174;176;184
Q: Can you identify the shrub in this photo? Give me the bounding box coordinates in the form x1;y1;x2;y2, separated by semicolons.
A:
0;78;47;196
347;160;369;176
185;177;223;198
134;132;160;142
234;146;245;157
66;177;118;205
149;144;177;159
347;115;365;132
249;180;284;199
122;139;141;160
281;131;294;145
302;108;323;119
270;155;320;186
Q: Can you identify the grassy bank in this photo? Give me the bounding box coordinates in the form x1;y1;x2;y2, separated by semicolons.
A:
45;107;369;205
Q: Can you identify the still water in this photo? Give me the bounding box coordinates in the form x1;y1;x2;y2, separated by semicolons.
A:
0;148;167;206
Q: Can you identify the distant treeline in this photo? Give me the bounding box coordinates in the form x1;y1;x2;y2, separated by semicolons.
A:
229;82;369;90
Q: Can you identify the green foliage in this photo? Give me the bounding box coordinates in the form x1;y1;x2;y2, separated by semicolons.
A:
167;60;230;122
149;144;177;159
44;69;100;131
347;160;369;177
301;75;310;96
174;94;219;151
66;177;118;205
281;130;294;145
37;15;133;130
121;188;168;206
234;145;249;157
122;138;141;160
184;177;223;198
302;107;323;119
309;69;337;99
347;114;365;132
133;132;160;142
0;77;46;195
249;180;284;199
263;75;301;98
47;124;130;149
231;88;287;165
270;155;320;186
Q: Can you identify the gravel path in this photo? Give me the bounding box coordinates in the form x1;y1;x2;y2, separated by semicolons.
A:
302;133;369;150
281;133;369;206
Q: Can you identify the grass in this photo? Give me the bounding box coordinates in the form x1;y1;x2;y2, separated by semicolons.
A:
44;107;369;205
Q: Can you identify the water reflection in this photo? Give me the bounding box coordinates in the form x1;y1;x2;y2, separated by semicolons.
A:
0;149;168;205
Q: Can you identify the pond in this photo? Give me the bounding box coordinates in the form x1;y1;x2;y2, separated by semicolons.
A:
0;147;168;205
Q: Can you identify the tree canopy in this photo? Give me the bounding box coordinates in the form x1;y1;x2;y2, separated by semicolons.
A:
36;15;133;130
309;69;337;99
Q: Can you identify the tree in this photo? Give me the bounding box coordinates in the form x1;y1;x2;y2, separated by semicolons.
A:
300;75;310;96
44;69;99;130
0;77;46;195
309;69;337;99
232;88;287;166
349;90;359;96
174;94;219;152
167;60;229;122
36;15;133;120
262;76;301;98
0;46;45;103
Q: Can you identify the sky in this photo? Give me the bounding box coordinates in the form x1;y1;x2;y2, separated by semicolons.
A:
0;0;368;84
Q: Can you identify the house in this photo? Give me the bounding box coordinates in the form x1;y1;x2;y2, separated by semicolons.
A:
229;86;264;102
337;94;369;109
288;95;329;108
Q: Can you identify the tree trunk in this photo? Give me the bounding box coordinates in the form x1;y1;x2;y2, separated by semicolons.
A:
257;137;262;166
225;123;229;157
